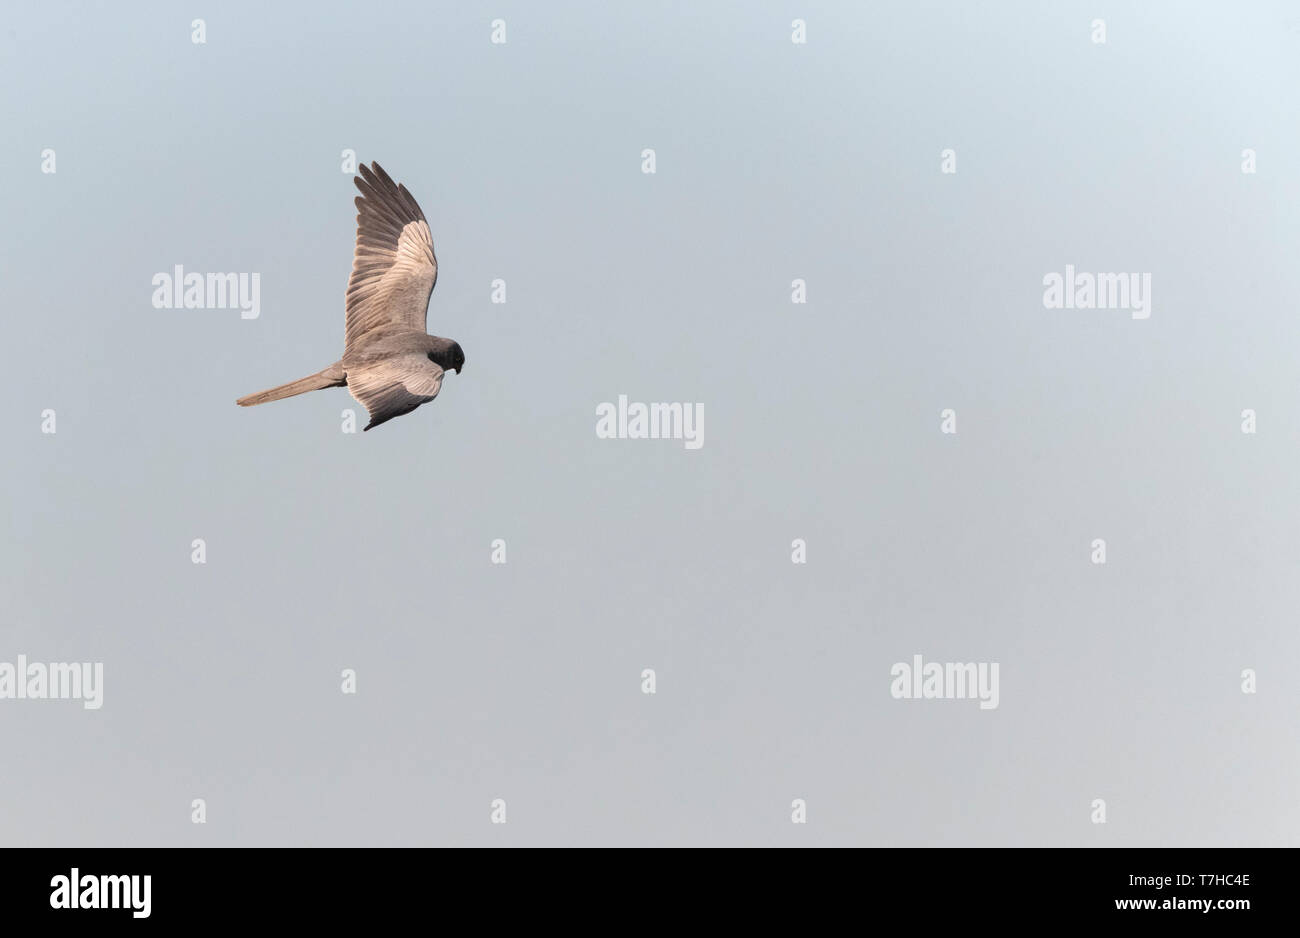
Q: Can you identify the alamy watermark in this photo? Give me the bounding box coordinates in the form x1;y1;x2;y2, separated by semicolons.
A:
596;395;704;450
0;654;103;709
890;655;999;710
50;869;150;918
151;265;260;319
1043;265;1150;319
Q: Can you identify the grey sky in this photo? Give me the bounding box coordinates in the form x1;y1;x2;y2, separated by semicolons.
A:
1;1;1297;846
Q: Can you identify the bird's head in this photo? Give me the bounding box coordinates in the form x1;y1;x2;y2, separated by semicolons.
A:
428;338;465;375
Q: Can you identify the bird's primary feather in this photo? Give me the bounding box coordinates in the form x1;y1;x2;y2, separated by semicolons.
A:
344;162;439;351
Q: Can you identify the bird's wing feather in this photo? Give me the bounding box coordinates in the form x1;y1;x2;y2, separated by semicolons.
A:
345;162;437;351
347;354;444;431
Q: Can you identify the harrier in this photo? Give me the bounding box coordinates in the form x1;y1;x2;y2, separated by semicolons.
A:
237;162;464;431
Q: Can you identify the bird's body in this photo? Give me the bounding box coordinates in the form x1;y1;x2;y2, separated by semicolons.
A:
237;162;464;431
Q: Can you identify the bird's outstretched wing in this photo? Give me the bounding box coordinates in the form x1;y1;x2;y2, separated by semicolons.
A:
345;162;437;351
347;354;445;431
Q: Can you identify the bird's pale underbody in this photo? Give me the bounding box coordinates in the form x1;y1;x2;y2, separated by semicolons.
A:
236;162;465;431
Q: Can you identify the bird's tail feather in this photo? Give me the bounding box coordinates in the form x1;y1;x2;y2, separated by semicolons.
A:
237;362;345;407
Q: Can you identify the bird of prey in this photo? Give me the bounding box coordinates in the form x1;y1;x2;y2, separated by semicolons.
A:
237;162;465;431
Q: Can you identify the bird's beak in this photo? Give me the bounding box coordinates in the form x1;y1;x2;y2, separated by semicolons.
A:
455;365;462;375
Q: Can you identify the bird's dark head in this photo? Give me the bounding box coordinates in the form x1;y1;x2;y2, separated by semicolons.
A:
428;338;465;375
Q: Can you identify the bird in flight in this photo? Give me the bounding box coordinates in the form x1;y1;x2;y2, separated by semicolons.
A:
237;161;464;431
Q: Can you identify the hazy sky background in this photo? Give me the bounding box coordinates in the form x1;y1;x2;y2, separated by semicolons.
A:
2;0;1298;846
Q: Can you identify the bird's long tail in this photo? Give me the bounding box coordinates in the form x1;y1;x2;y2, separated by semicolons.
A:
236;362;346;407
